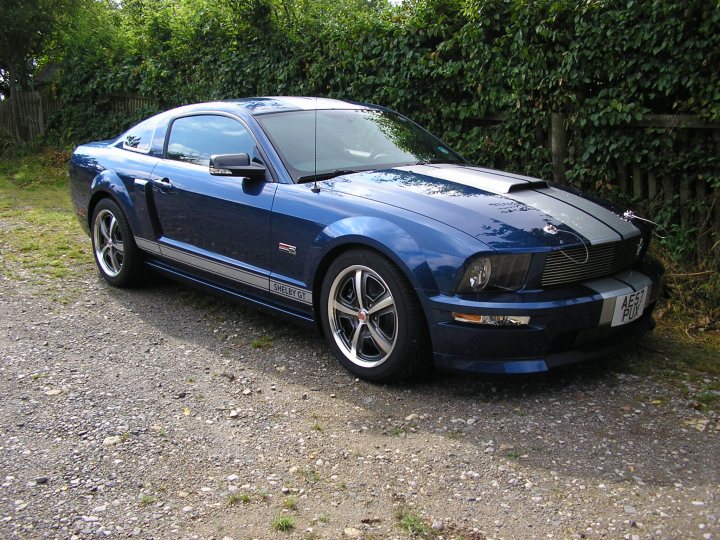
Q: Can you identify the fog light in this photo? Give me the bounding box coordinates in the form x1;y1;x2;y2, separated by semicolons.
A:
452;313;530;326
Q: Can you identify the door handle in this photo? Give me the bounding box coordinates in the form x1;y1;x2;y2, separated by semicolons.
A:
154;177;174;190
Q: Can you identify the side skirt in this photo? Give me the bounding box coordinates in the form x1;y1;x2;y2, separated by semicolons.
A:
144;259;317;327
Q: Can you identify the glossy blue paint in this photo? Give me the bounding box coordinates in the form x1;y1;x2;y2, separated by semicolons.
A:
150;161;277;271
68;97;665;377
321;169;570;250
269;180;487;295
434;309;656;375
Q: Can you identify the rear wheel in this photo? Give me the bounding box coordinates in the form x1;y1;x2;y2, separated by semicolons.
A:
320;249;430;382
91;198;143;287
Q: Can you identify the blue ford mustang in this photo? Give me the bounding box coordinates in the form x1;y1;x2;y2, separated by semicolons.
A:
68;97;664;381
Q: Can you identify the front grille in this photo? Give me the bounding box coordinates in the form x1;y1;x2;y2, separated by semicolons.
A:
541;236;643;287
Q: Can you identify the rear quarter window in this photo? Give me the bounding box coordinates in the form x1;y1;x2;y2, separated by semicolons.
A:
121;117;158;154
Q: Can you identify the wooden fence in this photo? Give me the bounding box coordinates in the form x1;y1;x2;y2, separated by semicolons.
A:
0;92;158;142
0;92;61;141
109;94;159;116
548;113;720;261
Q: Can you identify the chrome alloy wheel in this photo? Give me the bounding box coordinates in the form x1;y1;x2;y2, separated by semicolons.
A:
327;264;398;368
93;208;124;278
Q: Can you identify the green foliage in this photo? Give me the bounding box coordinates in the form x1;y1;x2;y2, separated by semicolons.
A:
35;0;720;262
0;0;83;96
394;506;431;537
272;515;295;532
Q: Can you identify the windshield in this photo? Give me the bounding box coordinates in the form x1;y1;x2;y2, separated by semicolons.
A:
255;108;463;182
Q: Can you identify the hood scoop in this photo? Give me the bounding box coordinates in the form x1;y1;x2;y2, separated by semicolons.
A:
392;164;549;195
507;180;549;193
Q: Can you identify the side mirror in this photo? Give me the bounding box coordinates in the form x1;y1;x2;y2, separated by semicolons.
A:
209;153;266;181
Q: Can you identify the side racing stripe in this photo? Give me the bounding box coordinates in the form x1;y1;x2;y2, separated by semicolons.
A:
133;237;313;305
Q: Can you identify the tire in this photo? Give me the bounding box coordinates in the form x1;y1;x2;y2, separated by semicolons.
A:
320;249;430;382
91;198;143;287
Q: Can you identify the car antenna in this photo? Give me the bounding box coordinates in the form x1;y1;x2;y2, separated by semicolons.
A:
311;96;320;193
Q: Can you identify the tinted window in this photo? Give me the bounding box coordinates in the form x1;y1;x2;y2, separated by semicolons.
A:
122;117;157;154
166;115;258;167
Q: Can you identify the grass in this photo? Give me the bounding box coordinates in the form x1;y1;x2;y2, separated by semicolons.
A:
0;152;91;287
251;334;274;349
138;494;155;506
227;493;251;506
314;513;330;524
282;495;298;510
272;515;295;532
394;506;431;537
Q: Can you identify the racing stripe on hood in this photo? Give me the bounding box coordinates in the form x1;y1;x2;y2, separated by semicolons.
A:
392;164;634;245
538;187;638;239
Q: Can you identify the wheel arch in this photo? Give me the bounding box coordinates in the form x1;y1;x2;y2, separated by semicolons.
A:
89;196;145;287
309;218;439;334
313;241;434;381
87;171;140;235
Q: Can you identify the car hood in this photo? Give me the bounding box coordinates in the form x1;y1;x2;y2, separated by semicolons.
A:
323;164;640;250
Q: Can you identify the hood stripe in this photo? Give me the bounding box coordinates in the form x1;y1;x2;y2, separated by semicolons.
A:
539;187;638;239
507;189;621;244
393;165;627;245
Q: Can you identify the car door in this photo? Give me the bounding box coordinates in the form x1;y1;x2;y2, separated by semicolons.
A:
149;113;277;291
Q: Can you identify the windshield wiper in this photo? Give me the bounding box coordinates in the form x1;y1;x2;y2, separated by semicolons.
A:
297;169;361;183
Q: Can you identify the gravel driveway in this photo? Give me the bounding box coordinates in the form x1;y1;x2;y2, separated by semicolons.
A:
0;269;718;540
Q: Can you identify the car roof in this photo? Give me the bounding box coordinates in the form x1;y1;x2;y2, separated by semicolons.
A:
228;96;371;115
165;97;376;118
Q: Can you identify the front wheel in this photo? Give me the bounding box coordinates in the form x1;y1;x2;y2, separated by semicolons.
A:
320;249;430;382
91;198;143;287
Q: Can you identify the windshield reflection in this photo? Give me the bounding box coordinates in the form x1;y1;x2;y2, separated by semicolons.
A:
256;109;463;182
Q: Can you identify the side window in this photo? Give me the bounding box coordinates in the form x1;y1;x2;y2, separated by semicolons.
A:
122;117;157;154
165;115;258;167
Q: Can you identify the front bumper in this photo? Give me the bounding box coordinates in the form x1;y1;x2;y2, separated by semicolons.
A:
427;260;664;375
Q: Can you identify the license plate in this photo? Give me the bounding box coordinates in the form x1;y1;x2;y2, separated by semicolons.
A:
611;287;648;327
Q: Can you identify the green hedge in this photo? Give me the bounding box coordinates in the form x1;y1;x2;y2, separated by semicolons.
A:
49;0;720;262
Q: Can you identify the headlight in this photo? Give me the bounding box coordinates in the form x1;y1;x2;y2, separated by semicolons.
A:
456;254;532;293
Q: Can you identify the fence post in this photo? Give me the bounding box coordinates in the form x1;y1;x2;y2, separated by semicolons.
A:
632;165;643;200
714;131;720;262
617;164;628;193
647;173;657;202
550;112;567;184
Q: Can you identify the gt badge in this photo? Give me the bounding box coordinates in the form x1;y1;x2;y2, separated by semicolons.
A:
278;242;297;255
